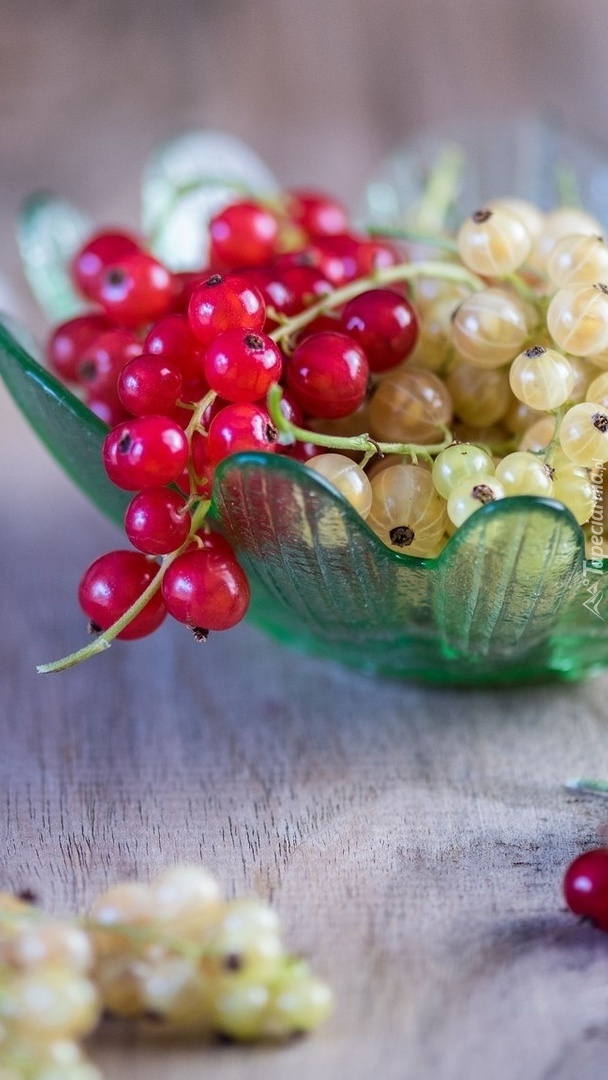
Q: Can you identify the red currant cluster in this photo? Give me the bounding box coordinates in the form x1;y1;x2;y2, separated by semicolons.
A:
46;192;420;659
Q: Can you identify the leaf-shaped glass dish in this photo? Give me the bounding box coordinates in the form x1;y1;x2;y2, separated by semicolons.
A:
5;119;608;685
1;319;607;686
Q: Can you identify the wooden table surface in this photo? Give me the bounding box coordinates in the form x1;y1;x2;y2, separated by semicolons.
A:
4;4;608;1077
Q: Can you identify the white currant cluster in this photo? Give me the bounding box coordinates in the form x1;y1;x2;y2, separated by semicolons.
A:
293;201;608;558
0;868;332;1077
0;893;101;1080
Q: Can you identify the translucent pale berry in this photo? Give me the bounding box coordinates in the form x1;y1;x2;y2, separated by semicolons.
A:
118;353;183;416
457;207;531;275
529;207;603;273
547;233;608;287
509;345;575;410
161;546;250;631
369;367;452;444
306;454;373;518
188;273;265;347
451;288;529;368
586;370;608;408
446;361;511;427
447;475;505;527
209;200;279;268
103;415;189;489
432;444;495;499
203;329;283;403
339;288;418;372
547;283;608;356
559;402;608;466
367;464;447;556
552;463;596;524
495;452;554;497
124;488;191;554
286;331;369;419
486;197;545;239
78;550;166;639
563;848;608;929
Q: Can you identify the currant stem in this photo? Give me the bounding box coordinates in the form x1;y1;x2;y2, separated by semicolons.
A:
411;143;465;233
266;384;453;462
268;260;485;347
565;778;608;797
367;226;458;254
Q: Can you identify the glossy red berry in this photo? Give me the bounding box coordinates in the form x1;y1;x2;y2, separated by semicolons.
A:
206;403;278;465
86;396;130;427
355;238;400;276
95;253;174;328
161;545;250;631
78;550;166;639
188;273;265;347
77;329;142;404
46;313;110;382
144;314;208;392
563;848;608;929
103;415;189;490
203;329;283;403
118;353;183;416
71;230;141;300
209;200;279;268
339;288;419;372
286;331;369;419
286;190;349;238
124;488;191;555
311;234;361;286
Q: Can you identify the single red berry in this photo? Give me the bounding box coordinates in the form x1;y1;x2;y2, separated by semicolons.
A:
206;403;278;465
203;328;283;403
46;313;111;383
311;234;362;286
125;488;191;555
209;200;279;269
95;253;174;328
118;353;183;417
286;331;369;419
71;230;141;300
78;550;166;639
144;313;208;391
355;238;400;276
171;270;208;314
161;546;250;631
339;288;419;372
286;190;349;238
279;265;332;312
563;848;608;929
103;415;189;490
86;396;130;427
188;273;265;348
77;329;142;405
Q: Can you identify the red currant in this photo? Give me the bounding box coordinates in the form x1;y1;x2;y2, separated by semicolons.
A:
95;253;174;328
339;288;419;372
118;353;183;417
209;200;279;268
103;415;189;490
355;238;400;276
71;230;141;300
124;488;191;555
311;234;361;286
144;314;208;392
46;313;110;383
563;848;608;929
161;545;250;631
77;329;142;405
206;403;278;465
286;331;369;419
286;190;349;238
203;328;283;403
188;274;265;347
78;550;166;639
86;396;130;427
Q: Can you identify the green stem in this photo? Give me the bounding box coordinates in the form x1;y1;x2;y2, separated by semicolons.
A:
366;226;458;254
565;778;608;797
269;260;485;348
543;405;567;467
413;144;465;233
266;384;452;462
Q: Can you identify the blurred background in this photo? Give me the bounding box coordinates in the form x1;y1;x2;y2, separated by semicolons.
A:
3;0;608;317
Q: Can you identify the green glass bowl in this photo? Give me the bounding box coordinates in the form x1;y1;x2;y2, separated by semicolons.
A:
3;120;608;685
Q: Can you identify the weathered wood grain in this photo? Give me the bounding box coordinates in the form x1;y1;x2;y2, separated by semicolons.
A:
4;4;608;1076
